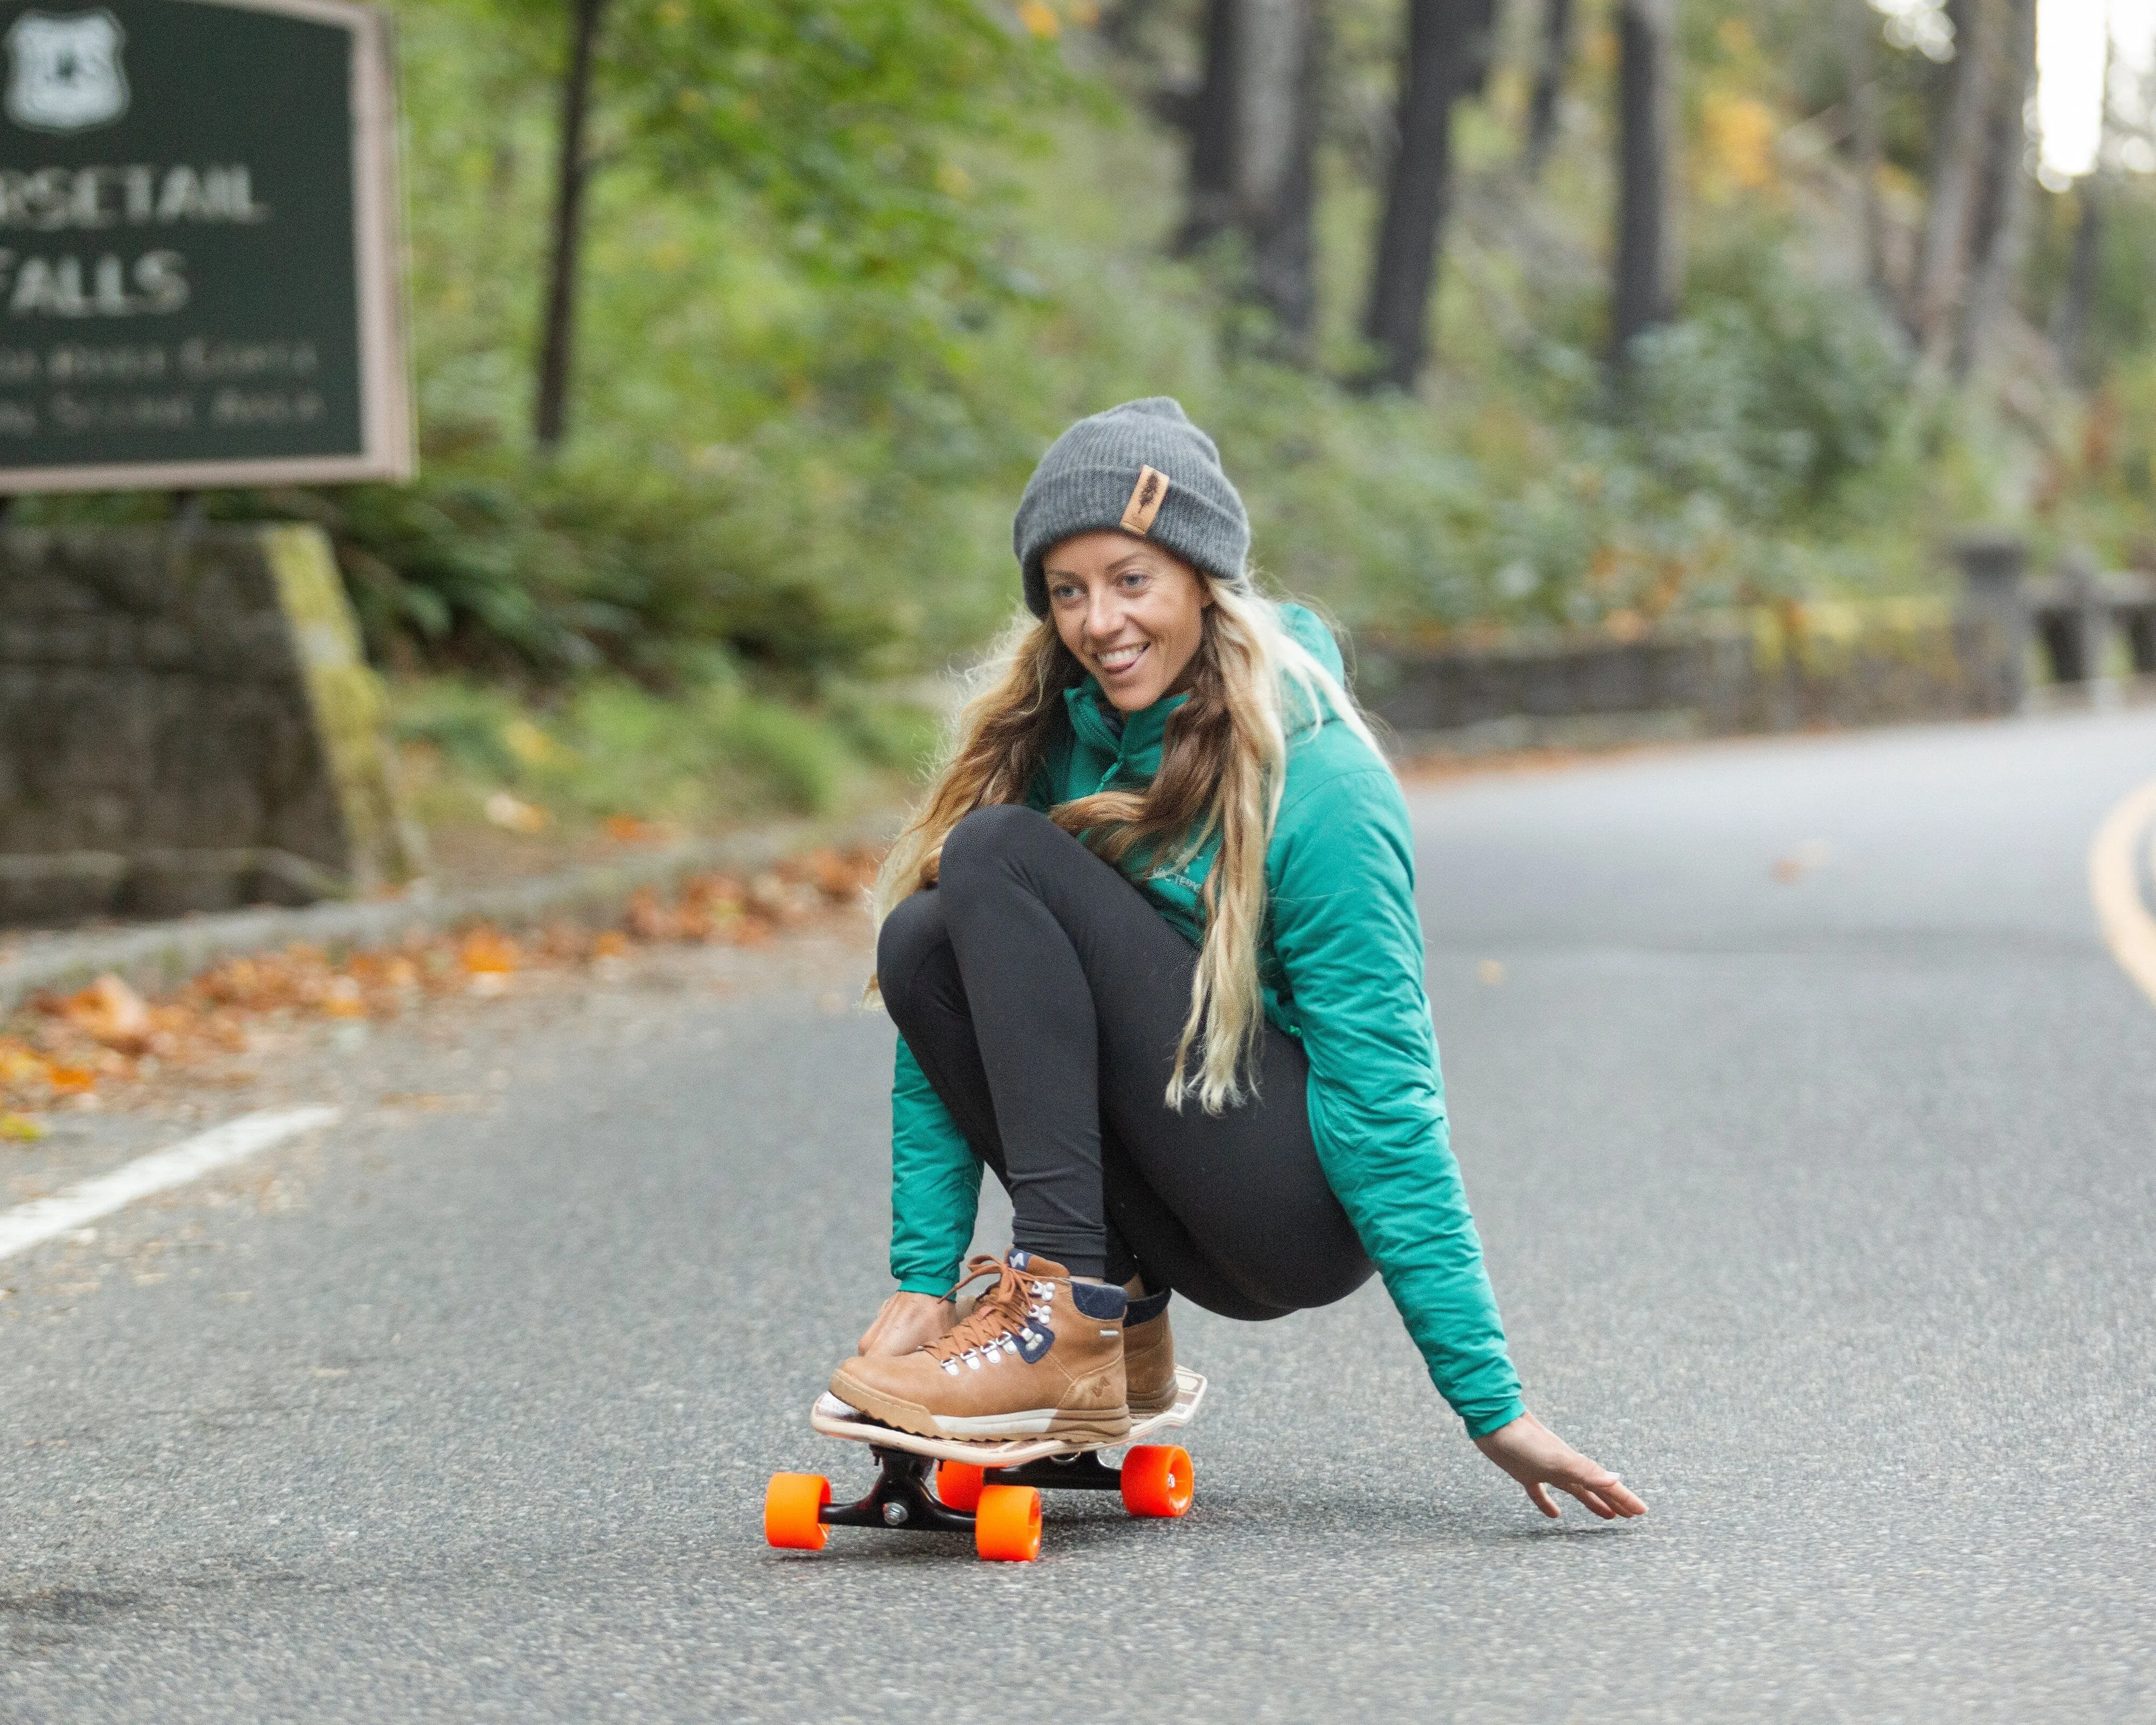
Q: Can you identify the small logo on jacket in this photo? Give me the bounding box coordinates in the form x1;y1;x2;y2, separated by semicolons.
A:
6;9;128;134
1121;465;1170;536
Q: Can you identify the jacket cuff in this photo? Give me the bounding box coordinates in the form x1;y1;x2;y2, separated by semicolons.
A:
1462;1398;1528;1441
896;1270;958;1298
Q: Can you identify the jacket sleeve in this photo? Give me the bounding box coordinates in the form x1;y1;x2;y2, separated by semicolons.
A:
1268;765;1526;1438
889;1036;982;1295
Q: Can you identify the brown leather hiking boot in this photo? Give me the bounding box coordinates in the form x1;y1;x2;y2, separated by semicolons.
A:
1122;1288;1177;1417
830;1251;1130;1445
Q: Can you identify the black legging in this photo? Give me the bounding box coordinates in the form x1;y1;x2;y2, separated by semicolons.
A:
876;803;1373;1321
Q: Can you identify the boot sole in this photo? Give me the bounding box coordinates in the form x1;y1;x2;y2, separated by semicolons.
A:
830;1368;1131;1447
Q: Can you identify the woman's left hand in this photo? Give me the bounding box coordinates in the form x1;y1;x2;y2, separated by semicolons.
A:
1473;1411;1647;1521
856;1291;955;1358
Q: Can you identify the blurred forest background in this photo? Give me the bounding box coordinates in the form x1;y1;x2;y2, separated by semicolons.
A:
27;0;2155;852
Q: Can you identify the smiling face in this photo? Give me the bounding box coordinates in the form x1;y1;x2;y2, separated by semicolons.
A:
1042;531;1213;713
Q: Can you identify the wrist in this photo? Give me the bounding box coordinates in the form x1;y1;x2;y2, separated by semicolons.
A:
1465;1399;1530;1443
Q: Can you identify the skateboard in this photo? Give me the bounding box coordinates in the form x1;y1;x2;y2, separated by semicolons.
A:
763;1366;1207;1562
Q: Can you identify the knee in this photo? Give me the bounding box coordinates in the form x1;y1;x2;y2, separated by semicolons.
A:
937;803;1053;895
875;888;946;1022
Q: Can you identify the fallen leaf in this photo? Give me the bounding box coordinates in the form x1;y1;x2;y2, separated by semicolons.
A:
0;1112;46;1142
483;790;551;834
1772;839;1833;884
459;928;520;975
63;974;151;1053
626;887;677;942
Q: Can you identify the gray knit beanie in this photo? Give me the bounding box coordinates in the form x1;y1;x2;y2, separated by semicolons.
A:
1012;397;1250;617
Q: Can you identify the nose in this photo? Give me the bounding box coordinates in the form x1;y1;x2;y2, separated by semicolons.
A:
1083;585;1126;644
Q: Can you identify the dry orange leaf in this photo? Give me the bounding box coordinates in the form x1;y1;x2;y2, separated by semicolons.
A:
459;928;520;975
2;842;886;1107
63;974;152;1053
626;888;676;942
0;1040;48;1085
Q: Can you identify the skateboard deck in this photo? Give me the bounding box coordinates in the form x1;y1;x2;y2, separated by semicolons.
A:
766;1367;1207;1562
809;1364;1206;1466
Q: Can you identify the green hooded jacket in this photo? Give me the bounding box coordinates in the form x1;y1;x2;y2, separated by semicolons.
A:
886;604;1525;1438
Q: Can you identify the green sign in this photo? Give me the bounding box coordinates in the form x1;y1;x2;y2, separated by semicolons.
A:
0;0;409;490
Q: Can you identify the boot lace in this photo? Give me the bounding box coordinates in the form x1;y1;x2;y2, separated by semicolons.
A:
923;1254;1054;1376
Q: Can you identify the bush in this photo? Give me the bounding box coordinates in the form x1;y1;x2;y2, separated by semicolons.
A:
389;671;934;825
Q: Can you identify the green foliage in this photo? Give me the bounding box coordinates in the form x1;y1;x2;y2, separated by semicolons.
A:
16;0;2053;700
390;670;932;821
329;451;906;680
1623;247;1915;524
607;0;1065;290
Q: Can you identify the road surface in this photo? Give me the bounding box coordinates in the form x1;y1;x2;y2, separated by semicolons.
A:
3;707;2154;1721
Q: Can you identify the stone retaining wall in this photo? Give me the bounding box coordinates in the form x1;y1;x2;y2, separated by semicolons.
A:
0;523;418;926
1357;541;2150;756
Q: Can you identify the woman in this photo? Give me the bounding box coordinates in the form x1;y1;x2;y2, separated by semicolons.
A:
831;398;1644;1522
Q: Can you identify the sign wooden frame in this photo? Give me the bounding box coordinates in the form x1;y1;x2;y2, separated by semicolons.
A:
0;0;413;492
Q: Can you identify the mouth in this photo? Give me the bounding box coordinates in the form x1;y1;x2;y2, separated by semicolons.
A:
1094;641;1149;677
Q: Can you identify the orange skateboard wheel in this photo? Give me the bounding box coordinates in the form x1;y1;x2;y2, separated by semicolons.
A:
1120;1445;1193;1517
764;1472;831;1550
935;1460;986;1512
972;1484;1042;1562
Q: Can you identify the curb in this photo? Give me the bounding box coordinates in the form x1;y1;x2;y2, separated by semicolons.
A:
0;809;904;1013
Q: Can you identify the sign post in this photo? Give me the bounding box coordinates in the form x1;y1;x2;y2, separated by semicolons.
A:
0;0;410;491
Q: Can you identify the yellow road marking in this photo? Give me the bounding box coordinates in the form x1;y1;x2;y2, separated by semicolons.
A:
2090;777;2156;1011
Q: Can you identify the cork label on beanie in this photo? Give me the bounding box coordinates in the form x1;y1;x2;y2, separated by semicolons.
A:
1120;465;1170;537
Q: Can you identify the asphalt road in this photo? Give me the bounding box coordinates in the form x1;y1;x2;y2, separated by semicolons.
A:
4;707;2154;1722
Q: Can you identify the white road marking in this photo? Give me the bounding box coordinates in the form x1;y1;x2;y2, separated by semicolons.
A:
0;1106;340;1265
2090;776;2156;1012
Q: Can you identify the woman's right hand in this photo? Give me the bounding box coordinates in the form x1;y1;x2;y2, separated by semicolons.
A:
856;1291;956;1357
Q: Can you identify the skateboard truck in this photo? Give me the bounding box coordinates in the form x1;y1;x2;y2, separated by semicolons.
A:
816;1448;976;1537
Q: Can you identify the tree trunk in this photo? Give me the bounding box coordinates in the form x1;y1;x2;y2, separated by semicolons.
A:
1360;0;1493;390
1911;0;1997;358
1234;0;1324;352
1611;0;1679;369
1840;0;1888;299
534;0;607;450
1524;0;1574;180
1178;0;1241;250
2054;181;2105;385
1954;0;2037;379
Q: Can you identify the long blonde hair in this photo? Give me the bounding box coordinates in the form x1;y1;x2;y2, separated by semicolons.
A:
871;577;1380;1113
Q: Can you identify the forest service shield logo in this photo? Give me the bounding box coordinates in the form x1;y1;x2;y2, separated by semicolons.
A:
5;10;129;133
